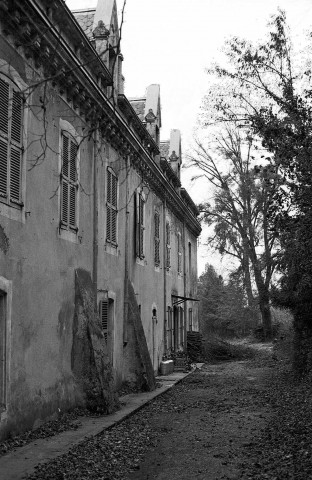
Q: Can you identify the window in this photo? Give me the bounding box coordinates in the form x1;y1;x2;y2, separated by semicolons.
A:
0;291;7;411
0;75;23;207
60;132;78;231
99;298;109;341
99;297;114;361
177;232;182;274
167;306;173;351
188;242;192;273
106;168;118;245
188;308;193;332
135;190;145;259
154;211;160;266
166;222;171;270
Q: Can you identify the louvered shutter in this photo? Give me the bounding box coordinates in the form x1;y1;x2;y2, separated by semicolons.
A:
166;222;171;269
111;174;117;244
0;140;7;198
10;90;22;203
0;77;23;203
0;78;9;137
139;195;144;258
61;133;78;230
135;190;140;257
154;211;160;266
99;299;109;341
106;169;118;244
0;78;9;198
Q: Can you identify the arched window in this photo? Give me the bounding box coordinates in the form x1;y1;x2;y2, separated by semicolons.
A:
0;74;23;207
106;168;118;245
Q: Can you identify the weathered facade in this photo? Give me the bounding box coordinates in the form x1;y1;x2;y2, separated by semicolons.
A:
0;0;201;439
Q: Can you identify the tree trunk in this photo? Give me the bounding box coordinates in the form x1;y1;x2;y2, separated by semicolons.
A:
242;247;254;307
253;265;272;340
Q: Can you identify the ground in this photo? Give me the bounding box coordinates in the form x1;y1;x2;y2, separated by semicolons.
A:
4;340;312;479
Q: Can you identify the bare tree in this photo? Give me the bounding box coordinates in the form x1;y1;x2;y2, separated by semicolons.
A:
188;125;280;338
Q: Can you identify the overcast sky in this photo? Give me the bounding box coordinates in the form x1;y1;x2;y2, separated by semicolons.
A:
66;0;312;274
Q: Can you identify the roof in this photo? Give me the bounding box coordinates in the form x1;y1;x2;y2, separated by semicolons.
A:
160;141;169;158
72;10;96;40
129;99;146;122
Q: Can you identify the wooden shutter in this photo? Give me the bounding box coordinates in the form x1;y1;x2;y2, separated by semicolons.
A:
0;139;7;198
166;222;171;269
0;78;23;203
61;133;78;230
135;190;144;258
154;211;160;266
99;299;109;341
0;78;9;137
106;169;118;244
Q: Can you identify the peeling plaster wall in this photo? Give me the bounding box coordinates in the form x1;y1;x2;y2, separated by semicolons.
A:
0;44;95;439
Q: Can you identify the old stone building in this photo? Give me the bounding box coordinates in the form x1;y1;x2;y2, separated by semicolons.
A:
0;0;201;439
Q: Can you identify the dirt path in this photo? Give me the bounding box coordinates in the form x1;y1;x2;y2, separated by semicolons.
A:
127;356;274;480
23;348;279;479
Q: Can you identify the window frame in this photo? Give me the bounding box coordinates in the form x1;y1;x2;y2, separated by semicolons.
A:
154;210;160;266
106;167;118;246
59;120;81;242
165;221;171;270
135;189;145;260
0;73;24;210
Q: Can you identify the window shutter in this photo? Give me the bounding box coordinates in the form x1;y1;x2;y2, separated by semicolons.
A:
0;78;23;203
111;174;117;244
154;211;160;266
166;222;171;269
9;146;21;203
0;78;9;137
139;195;144;258
11;90;22;144
69;140;77;182
61;179;68;225
0;139;8;197
69;185;76;227
99;299;109;341
62;135;69;179
106;169;118;244
61;133;78;230
135;190;140;257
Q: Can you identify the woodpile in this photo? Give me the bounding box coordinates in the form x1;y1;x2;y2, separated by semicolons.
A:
187;331;205;361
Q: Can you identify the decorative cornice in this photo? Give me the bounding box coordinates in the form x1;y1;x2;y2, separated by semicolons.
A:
160;158;181;188
0;0;201;237
180;188;200;217
117;94;159;157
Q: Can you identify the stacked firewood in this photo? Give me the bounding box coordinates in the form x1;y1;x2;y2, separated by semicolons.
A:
187;331;205;362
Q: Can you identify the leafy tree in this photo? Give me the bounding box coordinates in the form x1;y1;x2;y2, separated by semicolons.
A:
204;10;312;372
188;126;279;338
198;263;257;338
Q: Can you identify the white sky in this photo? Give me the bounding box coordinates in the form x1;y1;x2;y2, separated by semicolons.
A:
66;0;312;275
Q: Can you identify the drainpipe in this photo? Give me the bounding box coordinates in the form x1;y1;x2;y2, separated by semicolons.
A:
93;123;99;298
123;155;130;345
